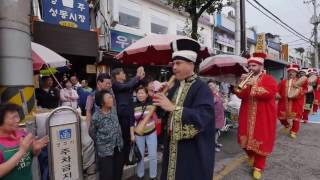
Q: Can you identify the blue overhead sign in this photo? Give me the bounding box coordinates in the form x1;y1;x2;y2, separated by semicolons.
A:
42;0;90;30
110;30;143;52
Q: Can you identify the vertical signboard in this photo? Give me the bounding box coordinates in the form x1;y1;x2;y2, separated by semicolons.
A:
281;44;289;61
255;33;266;53
47;107;83;180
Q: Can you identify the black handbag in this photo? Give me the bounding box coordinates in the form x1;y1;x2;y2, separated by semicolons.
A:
127;142;142;165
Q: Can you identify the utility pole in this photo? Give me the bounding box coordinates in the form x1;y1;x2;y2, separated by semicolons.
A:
235;0;241;55
313;0;319;69
240;0;247;56
0;0;35;122
306;0;320;68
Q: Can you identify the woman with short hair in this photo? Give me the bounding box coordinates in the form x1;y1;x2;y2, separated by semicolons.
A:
0;103;48;179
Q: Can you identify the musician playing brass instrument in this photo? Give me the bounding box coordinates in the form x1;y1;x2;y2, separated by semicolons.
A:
235;53;278;180
278;64;307;139
302;68;318;123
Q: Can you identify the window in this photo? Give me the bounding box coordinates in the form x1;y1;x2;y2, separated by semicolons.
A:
215;42;223;50
176;22;185;35
151;23;168;34
119;6;140;29
150;12;168;34
227;46;234;52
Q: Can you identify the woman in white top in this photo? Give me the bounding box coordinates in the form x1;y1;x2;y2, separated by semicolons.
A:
60;79;79;108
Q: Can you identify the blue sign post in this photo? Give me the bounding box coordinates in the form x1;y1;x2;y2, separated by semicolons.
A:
42;0;90;30
110;30;143;52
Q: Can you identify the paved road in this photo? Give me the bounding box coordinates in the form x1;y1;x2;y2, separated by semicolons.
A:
214;122;320;180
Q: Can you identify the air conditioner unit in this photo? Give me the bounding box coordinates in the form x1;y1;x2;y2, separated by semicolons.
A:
110;14;119;27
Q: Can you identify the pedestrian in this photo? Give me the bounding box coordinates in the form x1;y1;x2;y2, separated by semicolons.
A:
130;86;158;180
60;79;79;109
301;68;315;123
278;64;307;138
153;38;215;180
208;80;225;152
81;80;93;93
85;73;113;125
35;76;60;109
235;53;278;179
70;75;82;90
0;103;49;179
111;67;145;164
88;90;124;180
313;72;320;113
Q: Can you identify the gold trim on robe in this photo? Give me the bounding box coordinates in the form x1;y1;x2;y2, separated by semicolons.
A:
167;74;197;180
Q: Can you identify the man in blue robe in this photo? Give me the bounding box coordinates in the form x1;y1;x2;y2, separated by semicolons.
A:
153;39;215;180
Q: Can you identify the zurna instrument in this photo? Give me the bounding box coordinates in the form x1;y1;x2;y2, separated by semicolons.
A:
134;75;176;135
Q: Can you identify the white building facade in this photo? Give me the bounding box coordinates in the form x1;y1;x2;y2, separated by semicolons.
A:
213;12;257;55
97;0;214;54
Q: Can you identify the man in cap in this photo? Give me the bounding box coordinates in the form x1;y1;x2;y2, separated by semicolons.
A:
153;38;215;180
235;53;278;179
278;64;307;138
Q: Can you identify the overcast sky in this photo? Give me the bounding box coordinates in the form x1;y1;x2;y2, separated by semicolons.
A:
224;0;315;51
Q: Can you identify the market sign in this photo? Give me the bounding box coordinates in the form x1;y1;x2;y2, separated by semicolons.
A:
42;0;90;30
110;30;143;52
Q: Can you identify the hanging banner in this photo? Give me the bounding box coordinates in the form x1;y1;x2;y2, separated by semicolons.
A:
255;33;266;53
281;44;289;61
42;0;90;30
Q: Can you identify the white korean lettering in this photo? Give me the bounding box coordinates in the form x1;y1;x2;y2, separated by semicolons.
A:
77;3;85;12
69;12;78;22
51;0;57;5
116;36;129;49
78;14;86;23
60;10;68;19
49;8;58;17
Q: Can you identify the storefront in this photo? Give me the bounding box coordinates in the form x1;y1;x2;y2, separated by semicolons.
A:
32;0;98;85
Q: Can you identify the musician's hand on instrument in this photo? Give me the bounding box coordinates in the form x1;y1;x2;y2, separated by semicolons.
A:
246;78;256;86
240;74;248;81
153;93;175;112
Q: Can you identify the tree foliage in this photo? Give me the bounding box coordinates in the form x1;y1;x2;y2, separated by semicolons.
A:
167;0;223;40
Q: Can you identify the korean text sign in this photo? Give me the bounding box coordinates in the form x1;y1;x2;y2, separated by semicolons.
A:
51;124;81;179
42;0;90;30
110;30;143;52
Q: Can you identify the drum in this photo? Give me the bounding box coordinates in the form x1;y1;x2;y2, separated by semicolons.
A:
287;76;307;99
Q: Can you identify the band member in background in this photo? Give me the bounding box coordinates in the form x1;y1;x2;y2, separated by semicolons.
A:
153;39;215;180
235;53;278;180
302;68;317;123
278;64;307;138
313;69;320;114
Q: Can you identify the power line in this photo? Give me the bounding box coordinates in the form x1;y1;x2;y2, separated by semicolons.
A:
289;42;310;46
247;0;312;44
251;0;311;42
287;39;305;44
